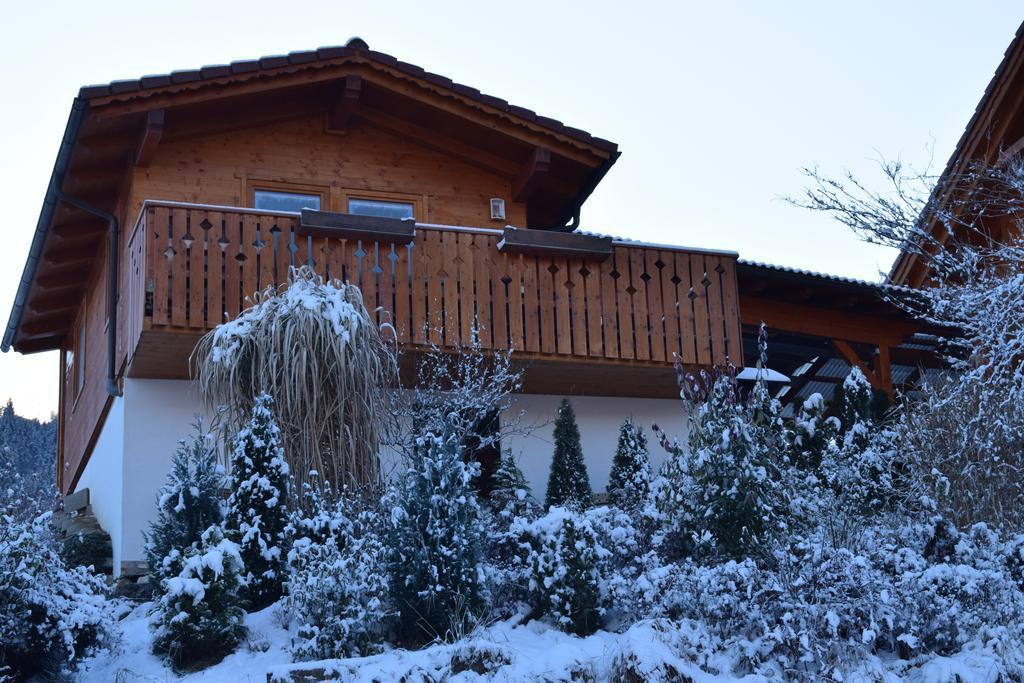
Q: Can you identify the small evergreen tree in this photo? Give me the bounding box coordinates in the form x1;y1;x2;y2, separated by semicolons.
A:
224;394;290;610
145;421;224;581
545;399;592;510
519;507;604;636
490;451;538;523
655;330;790;560
286;493;389;661
607;419;651;509
152;525;247;672
790;393;840;471
838;366;875;451
484;451;539;612
387;417;484;644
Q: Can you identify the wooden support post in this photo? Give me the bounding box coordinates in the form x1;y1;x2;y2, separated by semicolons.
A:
831;339;882;391
874;344;893;399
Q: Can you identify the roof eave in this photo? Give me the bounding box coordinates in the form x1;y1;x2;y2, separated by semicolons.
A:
2;98;88;353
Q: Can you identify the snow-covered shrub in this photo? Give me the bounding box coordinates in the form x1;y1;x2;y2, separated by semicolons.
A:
224;394;290;610
545;399;592;510
518;506;606;635
144;421;224;581
152;525;247;672
482;452;538;616
0;507;110;680
286;491;389;660
820;370;911;519
193;266;396;493
390;328;524;477
607;419;651;509
387;418;484;644
655;367;790;561
789;392;839;471
894;523;1024;659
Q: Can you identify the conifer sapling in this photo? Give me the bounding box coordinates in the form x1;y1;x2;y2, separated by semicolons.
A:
224;394;290;610
145;421;224;581
607;419;651;509
545;399;592;510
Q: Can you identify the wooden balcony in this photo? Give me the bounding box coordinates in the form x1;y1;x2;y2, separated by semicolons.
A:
120;201;742;397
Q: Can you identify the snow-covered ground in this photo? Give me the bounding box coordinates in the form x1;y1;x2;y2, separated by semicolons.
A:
78;601;1007;682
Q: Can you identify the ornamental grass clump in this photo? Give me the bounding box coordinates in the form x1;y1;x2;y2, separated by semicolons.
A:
192;267;396;493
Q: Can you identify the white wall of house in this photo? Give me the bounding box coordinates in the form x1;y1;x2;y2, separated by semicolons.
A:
502;393;689;501
76;381;688;574
119;378;213;568
74;397;125;570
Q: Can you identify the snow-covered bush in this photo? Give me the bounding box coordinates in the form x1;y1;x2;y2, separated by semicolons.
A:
224;394;290;610
607;419;651;509
789;392;839;471
193;266;396;492
387;418;484;644
152;525;247;672
144;421;224;581
895;523;1024;659
390;329;524;477
285;492;389;660
482;452;538;616
545;399;592;510
655;366;790;561
0;507;110;680
517;506;606;635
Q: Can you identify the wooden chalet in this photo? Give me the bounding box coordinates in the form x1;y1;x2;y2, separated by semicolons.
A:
1;37;936;574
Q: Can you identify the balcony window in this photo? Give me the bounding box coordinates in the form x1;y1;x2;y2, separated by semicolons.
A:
253;189;322;213
348;197;414;220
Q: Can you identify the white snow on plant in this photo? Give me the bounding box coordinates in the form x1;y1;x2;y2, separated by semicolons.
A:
207;275;364;365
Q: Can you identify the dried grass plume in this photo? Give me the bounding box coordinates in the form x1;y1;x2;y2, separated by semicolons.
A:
192;266;397;492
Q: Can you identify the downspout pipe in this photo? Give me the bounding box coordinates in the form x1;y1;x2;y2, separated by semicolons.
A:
53;182;122;398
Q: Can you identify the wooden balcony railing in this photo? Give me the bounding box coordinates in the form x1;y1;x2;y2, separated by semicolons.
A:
122;201;742;374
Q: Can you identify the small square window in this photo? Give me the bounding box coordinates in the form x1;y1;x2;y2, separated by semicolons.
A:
348;198;415;220
75;320;86;398
254;189;322;213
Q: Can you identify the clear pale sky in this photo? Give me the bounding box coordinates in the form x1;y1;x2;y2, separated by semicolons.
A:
0;1;1020;420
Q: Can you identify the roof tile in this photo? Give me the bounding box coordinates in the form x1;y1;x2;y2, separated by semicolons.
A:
315;46;349;59
258;55;289;69
288;50;317;64
108;79;140;95
74;42;616;149
140;74;172;88
78;84;111;98
199;64;231;79
230;60;260;74
169;69;201;84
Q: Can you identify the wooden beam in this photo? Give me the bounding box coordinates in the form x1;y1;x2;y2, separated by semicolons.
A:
512;148;551;202
831;339;883;392
37;269;89;290
740;295;915;347
874;344;894;398
134;109;165;167
14;334;65;354
358;105;519;177
28;293;79;315
43;246;95;267
21;316;73;337
326;75;361;131
51;220;106;242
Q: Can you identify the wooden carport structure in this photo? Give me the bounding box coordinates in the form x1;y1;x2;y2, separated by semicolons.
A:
737;260;945;413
